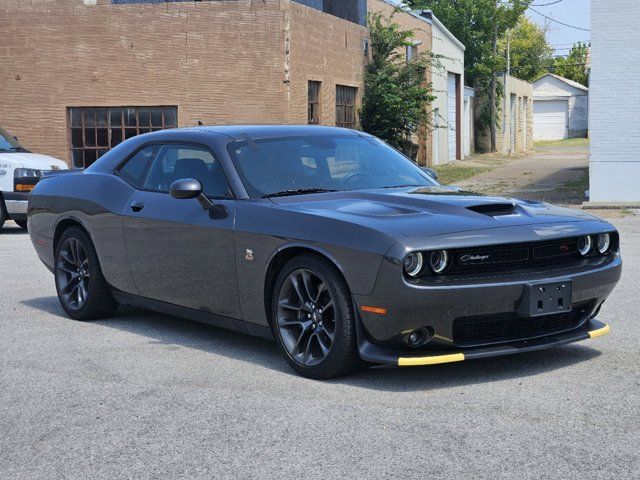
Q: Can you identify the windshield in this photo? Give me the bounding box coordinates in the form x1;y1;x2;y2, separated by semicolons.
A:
0;127;23;152
228;134;438;198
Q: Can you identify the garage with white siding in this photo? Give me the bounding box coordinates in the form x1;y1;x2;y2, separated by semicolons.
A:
533;74;588;141
420;10;465;165
533;99;568;141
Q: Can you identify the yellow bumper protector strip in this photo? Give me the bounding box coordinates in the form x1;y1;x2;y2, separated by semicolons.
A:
398;353;465;367
588;324;610;339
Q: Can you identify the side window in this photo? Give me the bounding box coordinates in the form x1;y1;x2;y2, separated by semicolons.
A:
117;145;158;188
142;144;230;198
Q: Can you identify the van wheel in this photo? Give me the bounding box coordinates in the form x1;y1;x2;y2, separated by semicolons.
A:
0;198;7;231
15;220;28;230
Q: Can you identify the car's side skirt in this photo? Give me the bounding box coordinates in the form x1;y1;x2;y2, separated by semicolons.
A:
111;290;274;340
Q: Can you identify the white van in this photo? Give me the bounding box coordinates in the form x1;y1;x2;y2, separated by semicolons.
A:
0;128;68;230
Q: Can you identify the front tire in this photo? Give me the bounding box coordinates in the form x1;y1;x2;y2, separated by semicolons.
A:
54;226;118;320
272;254;359;379
0;198;7;231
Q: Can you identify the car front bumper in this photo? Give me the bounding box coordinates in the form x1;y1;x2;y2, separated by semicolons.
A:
353;250;621;364
3;192;29;218
358;318;610;366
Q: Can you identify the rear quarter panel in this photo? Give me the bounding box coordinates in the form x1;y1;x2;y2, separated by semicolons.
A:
28;172;138;293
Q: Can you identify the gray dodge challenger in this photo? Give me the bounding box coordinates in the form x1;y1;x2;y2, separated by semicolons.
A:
27;126;621;378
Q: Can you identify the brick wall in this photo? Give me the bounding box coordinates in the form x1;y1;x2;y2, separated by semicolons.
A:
0;0;367;164
589;0;640;203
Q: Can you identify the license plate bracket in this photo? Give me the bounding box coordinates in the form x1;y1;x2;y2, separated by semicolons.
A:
519;281;573;317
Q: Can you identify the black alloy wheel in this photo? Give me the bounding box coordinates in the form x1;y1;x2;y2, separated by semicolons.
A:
56;237;90;311
272;254;359;379
54;227;118;320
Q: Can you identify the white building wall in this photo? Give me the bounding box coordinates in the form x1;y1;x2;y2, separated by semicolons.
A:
590;0;640;203
429;17;465;164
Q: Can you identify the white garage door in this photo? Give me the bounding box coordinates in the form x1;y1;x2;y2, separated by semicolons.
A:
447;73;457;160
533;100;568;141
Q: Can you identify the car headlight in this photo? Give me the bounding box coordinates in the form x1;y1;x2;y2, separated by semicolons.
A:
596;233;612;254
428;250;450;274
577;236;593;256
14;168;43;178
403;252;424;277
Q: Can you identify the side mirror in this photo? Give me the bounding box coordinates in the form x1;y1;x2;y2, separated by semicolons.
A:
170;178;202;199
170;178;214;210
422;167;439;181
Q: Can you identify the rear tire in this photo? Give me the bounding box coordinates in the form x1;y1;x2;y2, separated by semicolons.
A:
54;226;118;320
15;219;28;230
271;254;359;379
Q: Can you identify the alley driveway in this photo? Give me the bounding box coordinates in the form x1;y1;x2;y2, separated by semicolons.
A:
455;145;589;205
0;217;638;479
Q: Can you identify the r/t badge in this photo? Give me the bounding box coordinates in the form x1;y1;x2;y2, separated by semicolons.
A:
245;249;254;261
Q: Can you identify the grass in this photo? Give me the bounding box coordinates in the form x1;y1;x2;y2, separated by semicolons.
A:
433;164;490;185
534;137;590;147
561;171;589;192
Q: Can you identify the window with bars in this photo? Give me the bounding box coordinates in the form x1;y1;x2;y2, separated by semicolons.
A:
68;106;177;168
335;85;357;129
308;81;322;125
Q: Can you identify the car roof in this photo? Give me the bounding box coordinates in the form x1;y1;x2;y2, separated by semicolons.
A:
172;125;365;141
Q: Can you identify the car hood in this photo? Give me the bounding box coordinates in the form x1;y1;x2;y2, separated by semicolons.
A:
269;186;602;239
0;152;68;170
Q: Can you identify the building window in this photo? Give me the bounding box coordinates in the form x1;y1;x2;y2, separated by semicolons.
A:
335;85;357;129
308;81;322;125
406;44;418;62
68;106;177;168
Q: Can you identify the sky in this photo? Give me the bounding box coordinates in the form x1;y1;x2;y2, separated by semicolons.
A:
525;0;591;57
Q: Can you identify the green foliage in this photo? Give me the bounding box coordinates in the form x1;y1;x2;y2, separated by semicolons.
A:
499;17;554;82
361;13;437;153
552;42;589;87
402;0;531;137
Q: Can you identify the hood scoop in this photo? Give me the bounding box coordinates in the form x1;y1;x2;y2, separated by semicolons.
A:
466;203;517;217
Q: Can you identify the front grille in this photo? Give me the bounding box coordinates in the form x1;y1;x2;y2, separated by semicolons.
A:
452;301;594;346
447;236;615;275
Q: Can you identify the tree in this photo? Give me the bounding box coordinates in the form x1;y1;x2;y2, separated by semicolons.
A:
552;42;589;87
361;13;437;158
499;16;554;82
402;0;531;152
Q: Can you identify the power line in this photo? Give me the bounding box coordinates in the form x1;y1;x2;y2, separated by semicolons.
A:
531;0;564;6
529;7;591;31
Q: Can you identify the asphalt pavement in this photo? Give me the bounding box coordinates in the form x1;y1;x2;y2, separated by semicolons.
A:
1;217;638;479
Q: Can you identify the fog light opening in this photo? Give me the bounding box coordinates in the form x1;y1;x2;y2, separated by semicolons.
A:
404;326;435;349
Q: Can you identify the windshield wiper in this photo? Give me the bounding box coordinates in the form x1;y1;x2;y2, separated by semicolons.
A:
262;188;339;198
379;184;424;189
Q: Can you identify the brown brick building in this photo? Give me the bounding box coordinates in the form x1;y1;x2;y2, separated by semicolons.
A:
0;0;369;167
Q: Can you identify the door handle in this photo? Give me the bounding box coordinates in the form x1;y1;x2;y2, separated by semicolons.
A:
130;202;145;213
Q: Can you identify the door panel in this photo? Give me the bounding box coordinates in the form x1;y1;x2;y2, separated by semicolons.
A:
123;192;241;319
447;73;458;161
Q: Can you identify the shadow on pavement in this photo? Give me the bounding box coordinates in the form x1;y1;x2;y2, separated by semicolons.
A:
22;295;603;391
0;225;28;235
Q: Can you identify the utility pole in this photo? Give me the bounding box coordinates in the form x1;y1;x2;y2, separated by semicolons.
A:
489;5;498;153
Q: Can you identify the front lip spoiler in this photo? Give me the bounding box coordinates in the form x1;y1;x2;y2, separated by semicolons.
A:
357;319;610;367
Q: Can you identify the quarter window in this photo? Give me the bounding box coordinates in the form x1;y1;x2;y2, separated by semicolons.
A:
68;106;177;168
335;85;357;129
142;145;230;198
117;145;159;189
